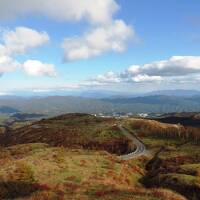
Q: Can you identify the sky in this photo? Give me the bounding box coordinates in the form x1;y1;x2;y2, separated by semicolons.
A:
0;0;200;95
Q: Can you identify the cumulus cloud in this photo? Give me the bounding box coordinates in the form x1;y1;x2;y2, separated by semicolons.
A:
131;74;163;82
89;72;162;85
0;55;20;75
62;20;134;61
88;71;120;85
0;0;118;25
0;1;134;62
124;56;200;77
0;26;55;77
1;27;49;55
89;56;200;85
23;60;57;77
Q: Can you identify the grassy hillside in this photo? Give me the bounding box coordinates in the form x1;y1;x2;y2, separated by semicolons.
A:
0;143;186;200
0;113;198;199
126;118;200;143
0;113;132;155
125;118;200;200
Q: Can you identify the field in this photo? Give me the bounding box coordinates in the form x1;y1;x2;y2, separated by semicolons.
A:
0;143;186;200
0;113;199;199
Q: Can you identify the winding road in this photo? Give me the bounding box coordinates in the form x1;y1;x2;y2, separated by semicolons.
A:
118;125;146;160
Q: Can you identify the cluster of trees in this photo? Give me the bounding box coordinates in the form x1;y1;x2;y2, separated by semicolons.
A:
129;119;200;144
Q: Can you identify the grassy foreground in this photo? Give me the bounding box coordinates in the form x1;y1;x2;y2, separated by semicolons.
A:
0;143;186;200
0;114;194;199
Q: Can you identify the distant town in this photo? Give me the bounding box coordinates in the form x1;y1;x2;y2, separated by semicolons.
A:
93;112;162;119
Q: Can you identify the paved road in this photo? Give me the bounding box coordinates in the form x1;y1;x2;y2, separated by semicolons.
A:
118;125;146;160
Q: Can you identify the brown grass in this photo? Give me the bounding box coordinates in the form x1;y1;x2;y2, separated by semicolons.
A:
127;118;200;143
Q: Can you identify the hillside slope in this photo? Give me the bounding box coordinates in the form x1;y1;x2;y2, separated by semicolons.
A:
0;113;132;155
0;143;186;200
0;113;198;200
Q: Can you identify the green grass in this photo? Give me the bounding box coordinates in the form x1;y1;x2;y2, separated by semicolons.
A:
0;114;9;125
4;114;131;155
159;173;200;187
11;121;33;130
43;114;122;140
139;136;200;159
178;164;200;176
0;143;186;200
0;143;143;199
124;118;200;199
0;115;193;199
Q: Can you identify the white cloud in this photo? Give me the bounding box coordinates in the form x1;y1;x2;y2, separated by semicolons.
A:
0;55;19;75
89;56;200;85
0;27;54;77
62;20;134;61
2;27;49;55
32;84;82;92
89;71;120;85
32;89;52;93
125;56;200;77
0;92;10;96
0;0;119;25
0;1;134;62
89;71;162;85
23;60;57;77
131;74;163;82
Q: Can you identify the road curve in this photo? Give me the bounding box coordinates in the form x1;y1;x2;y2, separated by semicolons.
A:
118;125;146;160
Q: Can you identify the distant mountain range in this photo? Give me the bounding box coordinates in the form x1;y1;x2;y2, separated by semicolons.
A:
1;90;200;115
145;89;200;97
2;89;200;99
1;90;140;99
0;106;20;114
82;89;200;98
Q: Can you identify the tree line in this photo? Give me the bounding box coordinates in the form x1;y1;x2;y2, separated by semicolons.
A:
128;119;200;144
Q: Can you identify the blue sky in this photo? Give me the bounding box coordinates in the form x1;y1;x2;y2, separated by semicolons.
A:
0;0;200;94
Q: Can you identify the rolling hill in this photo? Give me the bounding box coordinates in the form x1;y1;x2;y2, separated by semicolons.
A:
0;113;191;200
0;113;132;155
